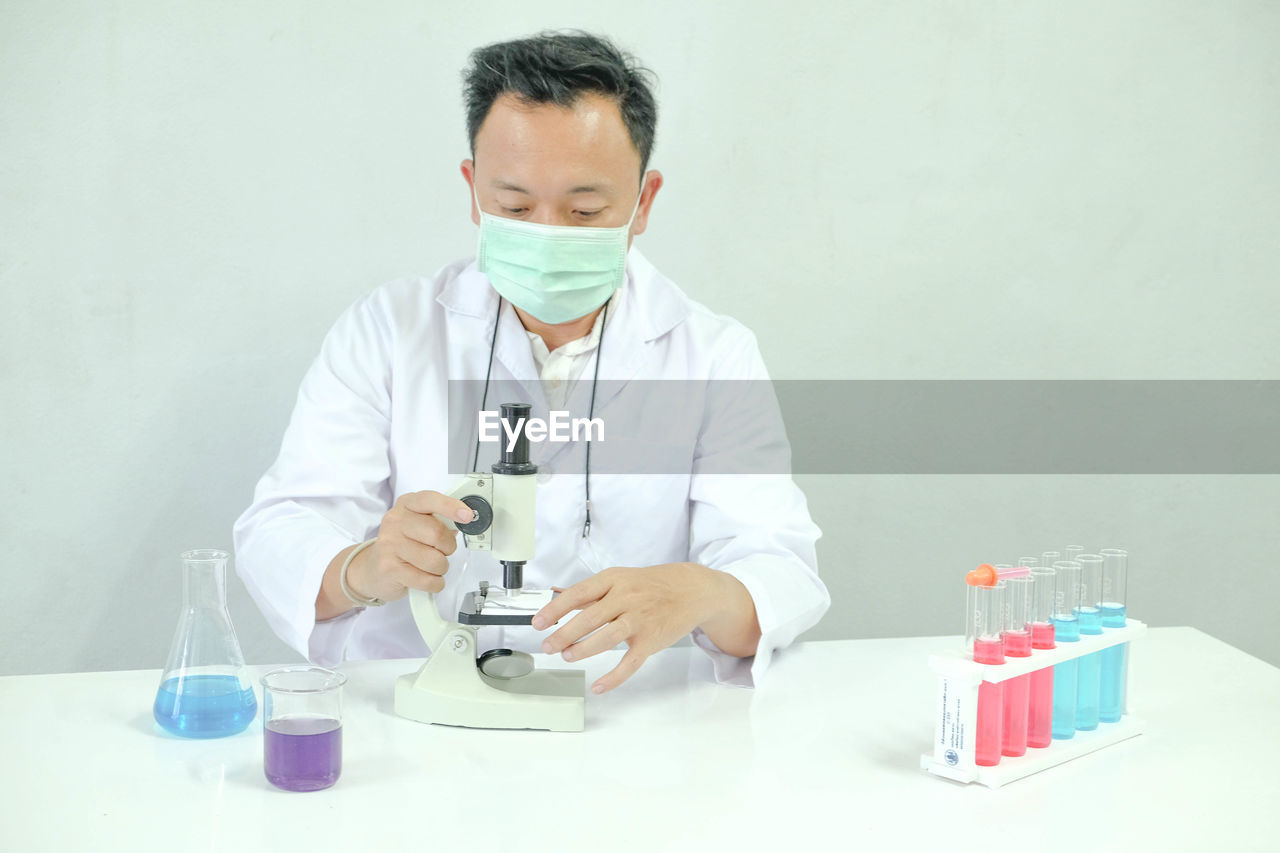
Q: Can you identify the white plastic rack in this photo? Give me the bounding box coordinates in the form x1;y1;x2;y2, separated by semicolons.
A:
920;619;1146;788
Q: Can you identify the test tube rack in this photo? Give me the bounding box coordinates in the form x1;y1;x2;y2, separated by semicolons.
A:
920;618;1147;788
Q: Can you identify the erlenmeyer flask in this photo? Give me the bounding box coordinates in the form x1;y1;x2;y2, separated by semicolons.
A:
153;549;258;737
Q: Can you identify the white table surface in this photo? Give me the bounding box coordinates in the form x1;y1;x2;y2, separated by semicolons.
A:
2;628;1277;852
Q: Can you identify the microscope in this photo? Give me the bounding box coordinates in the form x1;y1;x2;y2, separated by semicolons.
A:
394;403;586;732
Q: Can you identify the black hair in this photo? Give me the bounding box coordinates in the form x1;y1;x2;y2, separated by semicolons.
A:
463;31;658;173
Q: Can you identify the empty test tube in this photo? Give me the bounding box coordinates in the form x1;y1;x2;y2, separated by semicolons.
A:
1098;549;1129;722
966;578;1006;767
1051;561;1081;739
1001;576;1034;757
1074;554;1105;731
1027;566;1056;748
1065;545;1084;562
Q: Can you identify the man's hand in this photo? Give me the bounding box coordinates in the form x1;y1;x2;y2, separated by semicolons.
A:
317;491;475;619
531;563;760;694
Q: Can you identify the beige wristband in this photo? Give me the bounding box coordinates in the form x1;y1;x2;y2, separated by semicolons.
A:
340;539;384;607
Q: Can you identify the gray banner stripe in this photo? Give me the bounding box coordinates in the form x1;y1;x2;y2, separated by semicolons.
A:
447;380;1280;475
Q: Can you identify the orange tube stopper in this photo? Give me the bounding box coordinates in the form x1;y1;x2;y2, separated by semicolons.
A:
965;564;998;586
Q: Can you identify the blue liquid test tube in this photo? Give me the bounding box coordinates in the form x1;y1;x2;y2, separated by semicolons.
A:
1074;554;1105;731
1098;549;1129;722
1051;560;1081;739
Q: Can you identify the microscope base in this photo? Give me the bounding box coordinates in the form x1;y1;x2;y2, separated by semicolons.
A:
395;626;585;732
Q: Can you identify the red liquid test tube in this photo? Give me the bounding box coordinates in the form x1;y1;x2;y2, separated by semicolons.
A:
966;577;1006;767
1001;575;1034;757
1027;566;1057;748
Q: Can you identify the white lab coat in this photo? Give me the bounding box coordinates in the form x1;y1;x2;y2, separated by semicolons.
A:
233;248;829;686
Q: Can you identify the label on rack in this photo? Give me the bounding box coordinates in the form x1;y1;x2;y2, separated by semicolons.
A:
934;675;975;771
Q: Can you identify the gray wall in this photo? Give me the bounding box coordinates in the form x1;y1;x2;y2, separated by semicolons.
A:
2;1;1277;675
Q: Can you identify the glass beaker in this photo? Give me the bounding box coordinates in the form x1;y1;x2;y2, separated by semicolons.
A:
153;549;258;738
262;666;347;792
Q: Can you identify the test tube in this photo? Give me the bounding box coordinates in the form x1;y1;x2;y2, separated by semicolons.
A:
1001;576;1033;757
1074;554;1105;730
1051;561;1081;739
1018;557;1040;568
966;579;1006;767
1098;548;1129;722
1064;545;1085;562
1027;566;1056;748
1041;551;1062;571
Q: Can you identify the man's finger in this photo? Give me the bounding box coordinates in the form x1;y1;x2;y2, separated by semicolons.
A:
531;574;610;630
393;559;446;594
394;538;450;575
401;511;458;556
559;618;628;663
399;490;476;524
542;603;620;654
592;647;648;694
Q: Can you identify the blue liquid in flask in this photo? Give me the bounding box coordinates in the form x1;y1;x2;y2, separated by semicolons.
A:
154;550;258;738
154;674;257;738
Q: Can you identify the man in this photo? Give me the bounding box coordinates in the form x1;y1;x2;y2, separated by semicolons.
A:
234;32;828;692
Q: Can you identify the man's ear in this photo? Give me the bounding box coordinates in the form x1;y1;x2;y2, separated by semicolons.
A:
461;159;479;226
630;169;664;238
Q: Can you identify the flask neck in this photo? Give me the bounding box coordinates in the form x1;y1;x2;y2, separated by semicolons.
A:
182;553;229;611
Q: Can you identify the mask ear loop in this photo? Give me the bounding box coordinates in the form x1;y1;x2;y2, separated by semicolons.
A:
582;298;609;538
624;186;644;229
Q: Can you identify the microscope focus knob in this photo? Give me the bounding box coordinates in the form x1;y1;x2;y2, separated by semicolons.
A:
456;495;493;536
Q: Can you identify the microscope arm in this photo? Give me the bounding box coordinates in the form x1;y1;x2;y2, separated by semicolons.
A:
407;472;496;652
407;589;451;652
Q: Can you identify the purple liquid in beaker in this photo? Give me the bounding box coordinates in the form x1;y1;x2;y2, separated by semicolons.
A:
264;717;342;792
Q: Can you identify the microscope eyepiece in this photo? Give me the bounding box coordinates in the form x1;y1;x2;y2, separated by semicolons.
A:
492;402;537;475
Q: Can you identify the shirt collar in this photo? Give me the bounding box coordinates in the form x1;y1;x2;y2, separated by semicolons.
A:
524;291;615;362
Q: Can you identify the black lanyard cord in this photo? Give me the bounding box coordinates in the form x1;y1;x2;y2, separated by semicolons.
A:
583;298;608;538
472;297;503;473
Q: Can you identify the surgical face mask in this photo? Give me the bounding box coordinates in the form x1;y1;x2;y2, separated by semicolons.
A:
475;188;640;324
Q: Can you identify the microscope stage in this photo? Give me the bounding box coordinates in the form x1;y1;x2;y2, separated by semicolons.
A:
457;587;556;626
